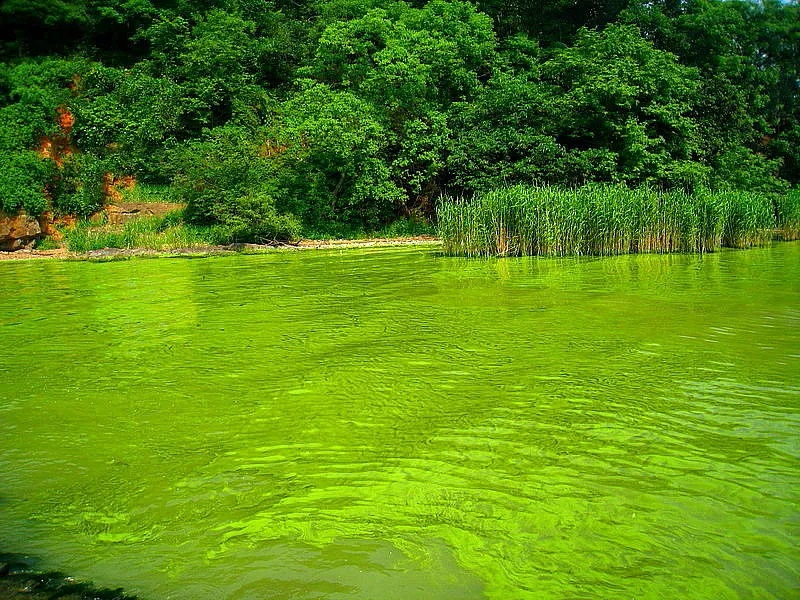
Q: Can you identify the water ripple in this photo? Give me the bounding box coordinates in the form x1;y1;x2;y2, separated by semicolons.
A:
0;244;798;599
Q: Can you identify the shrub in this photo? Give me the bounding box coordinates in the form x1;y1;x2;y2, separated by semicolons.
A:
213;193;301;243
0;151;53;215
168;125;275;223
168;127;300;241
50;154;108;217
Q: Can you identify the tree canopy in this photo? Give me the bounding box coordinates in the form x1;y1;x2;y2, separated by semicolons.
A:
0;0;797;228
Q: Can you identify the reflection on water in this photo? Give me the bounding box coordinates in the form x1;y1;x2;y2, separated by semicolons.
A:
0;243;798;599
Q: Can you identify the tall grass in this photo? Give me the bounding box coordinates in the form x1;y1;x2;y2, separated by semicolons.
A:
65;211;229;252
437;185;782;257
774;188;800;241
301;217;434;240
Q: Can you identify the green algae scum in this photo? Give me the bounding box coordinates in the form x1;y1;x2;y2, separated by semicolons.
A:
1;244;798;599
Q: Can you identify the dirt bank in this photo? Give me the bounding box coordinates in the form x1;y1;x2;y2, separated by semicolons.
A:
0;236;440;262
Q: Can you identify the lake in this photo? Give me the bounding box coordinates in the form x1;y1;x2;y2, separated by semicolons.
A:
1;243;798;599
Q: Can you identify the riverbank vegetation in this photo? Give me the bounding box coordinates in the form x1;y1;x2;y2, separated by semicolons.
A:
437;186;799;257
63;211;226;253
0;0;798;248
60;210;433;252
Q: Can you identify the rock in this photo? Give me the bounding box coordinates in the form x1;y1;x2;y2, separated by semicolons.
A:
104;204;132;226
104;202;185;225
36;211;66;241
88;210;106;224
0;212;43;251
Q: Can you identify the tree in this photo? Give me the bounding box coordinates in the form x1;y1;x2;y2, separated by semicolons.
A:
302;0;496;208
272;82;404;228
540;24;702;187
447;37;567;192
474;0;629;43
623;0;799;187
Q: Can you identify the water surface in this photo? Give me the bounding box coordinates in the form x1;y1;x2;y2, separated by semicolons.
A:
1;244;798;599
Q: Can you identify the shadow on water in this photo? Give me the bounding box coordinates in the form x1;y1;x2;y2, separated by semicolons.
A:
0;552;136;600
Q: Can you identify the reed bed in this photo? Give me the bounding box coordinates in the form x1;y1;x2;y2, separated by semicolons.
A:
437;185;784;257
774;188;800;241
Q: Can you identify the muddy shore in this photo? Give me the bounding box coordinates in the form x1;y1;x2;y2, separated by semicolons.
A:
0;236;440;262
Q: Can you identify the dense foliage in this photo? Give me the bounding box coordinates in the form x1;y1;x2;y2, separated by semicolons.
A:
0;0;797;235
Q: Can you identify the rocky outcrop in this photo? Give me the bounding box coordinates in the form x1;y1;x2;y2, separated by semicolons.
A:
0;212;42;251
103;202;186;225
102;173;136;204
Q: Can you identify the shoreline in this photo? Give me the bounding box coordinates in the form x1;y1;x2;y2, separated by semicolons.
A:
0;236;441;262
2;236;796;263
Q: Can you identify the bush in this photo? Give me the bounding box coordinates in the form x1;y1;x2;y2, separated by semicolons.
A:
710;147;789;194
213;193;301;243
0;102;58;154
74;65;187;178
168;126;299;241
168;125;274;223
0;151;53;215
50;154;107;217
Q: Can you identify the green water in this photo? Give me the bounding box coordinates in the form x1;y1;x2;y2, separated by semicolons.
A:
1;244;798;599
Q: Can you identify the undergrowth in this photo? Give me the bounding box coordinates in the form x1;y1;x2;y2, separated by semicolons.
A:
63;212;435;252
301;217;434;240
117;184;178;204
64;211;229;252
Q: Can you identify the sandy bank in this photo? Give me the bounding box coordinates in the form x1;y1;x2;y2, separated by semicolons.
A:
0;236;440;261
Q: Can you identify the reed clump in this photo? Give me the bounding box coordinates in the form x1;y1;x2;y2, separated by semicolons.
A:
774;188;800;241
438;185;785;257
